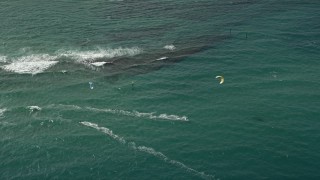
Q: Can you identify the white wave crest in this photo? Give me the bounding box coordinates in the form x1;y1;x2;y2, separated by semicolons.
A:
1;54;58;74
90;61;108;66
164;44;176;51
59;47;142;63
80;121;215;180
27;106;42;112
2;61;58;74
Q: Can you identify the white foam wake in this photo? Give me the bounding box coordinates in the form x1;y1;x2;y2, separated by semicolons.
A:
80;121;215;180
1;54;58;74
47;104;188;121
85;107;188;121
80;121;126;144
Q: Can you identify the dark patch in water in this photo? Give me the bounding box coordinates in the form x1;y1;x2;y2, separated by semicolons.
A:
230;0;255;5
251;116;265;122
98;34;230;77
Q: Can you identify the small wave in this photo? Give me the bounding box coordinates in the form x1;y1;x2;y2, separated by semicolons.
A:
164;44;176;51
27;106;42;112
1;54;58;74
80;121;215;180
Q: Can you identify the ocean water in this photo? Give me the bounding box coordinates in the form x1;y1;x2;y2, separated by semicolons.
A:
0;0;320;179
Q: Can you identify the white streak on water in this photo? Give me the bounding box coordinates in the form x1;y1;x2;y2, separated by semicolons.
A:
46;104;188;121
80;121;126;144
85;106;189;121
47;104;188;121
80;121;215;180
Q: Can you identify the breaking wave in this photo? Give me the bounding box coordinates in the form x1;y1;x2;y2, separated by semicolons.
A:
80;121;215;180
1;54;58;74
0;47;142;74
59;47;142;63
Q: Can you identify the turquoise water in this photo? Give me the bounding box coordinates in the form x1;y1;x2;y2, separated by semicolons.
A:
1;1;320;179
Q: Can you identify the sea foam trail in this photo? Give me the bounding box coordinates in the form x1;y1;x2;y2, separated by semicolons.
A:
80;121;215;180
47;104;82;110
81;121;126;144
47;104;188;121
85;106;189;121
